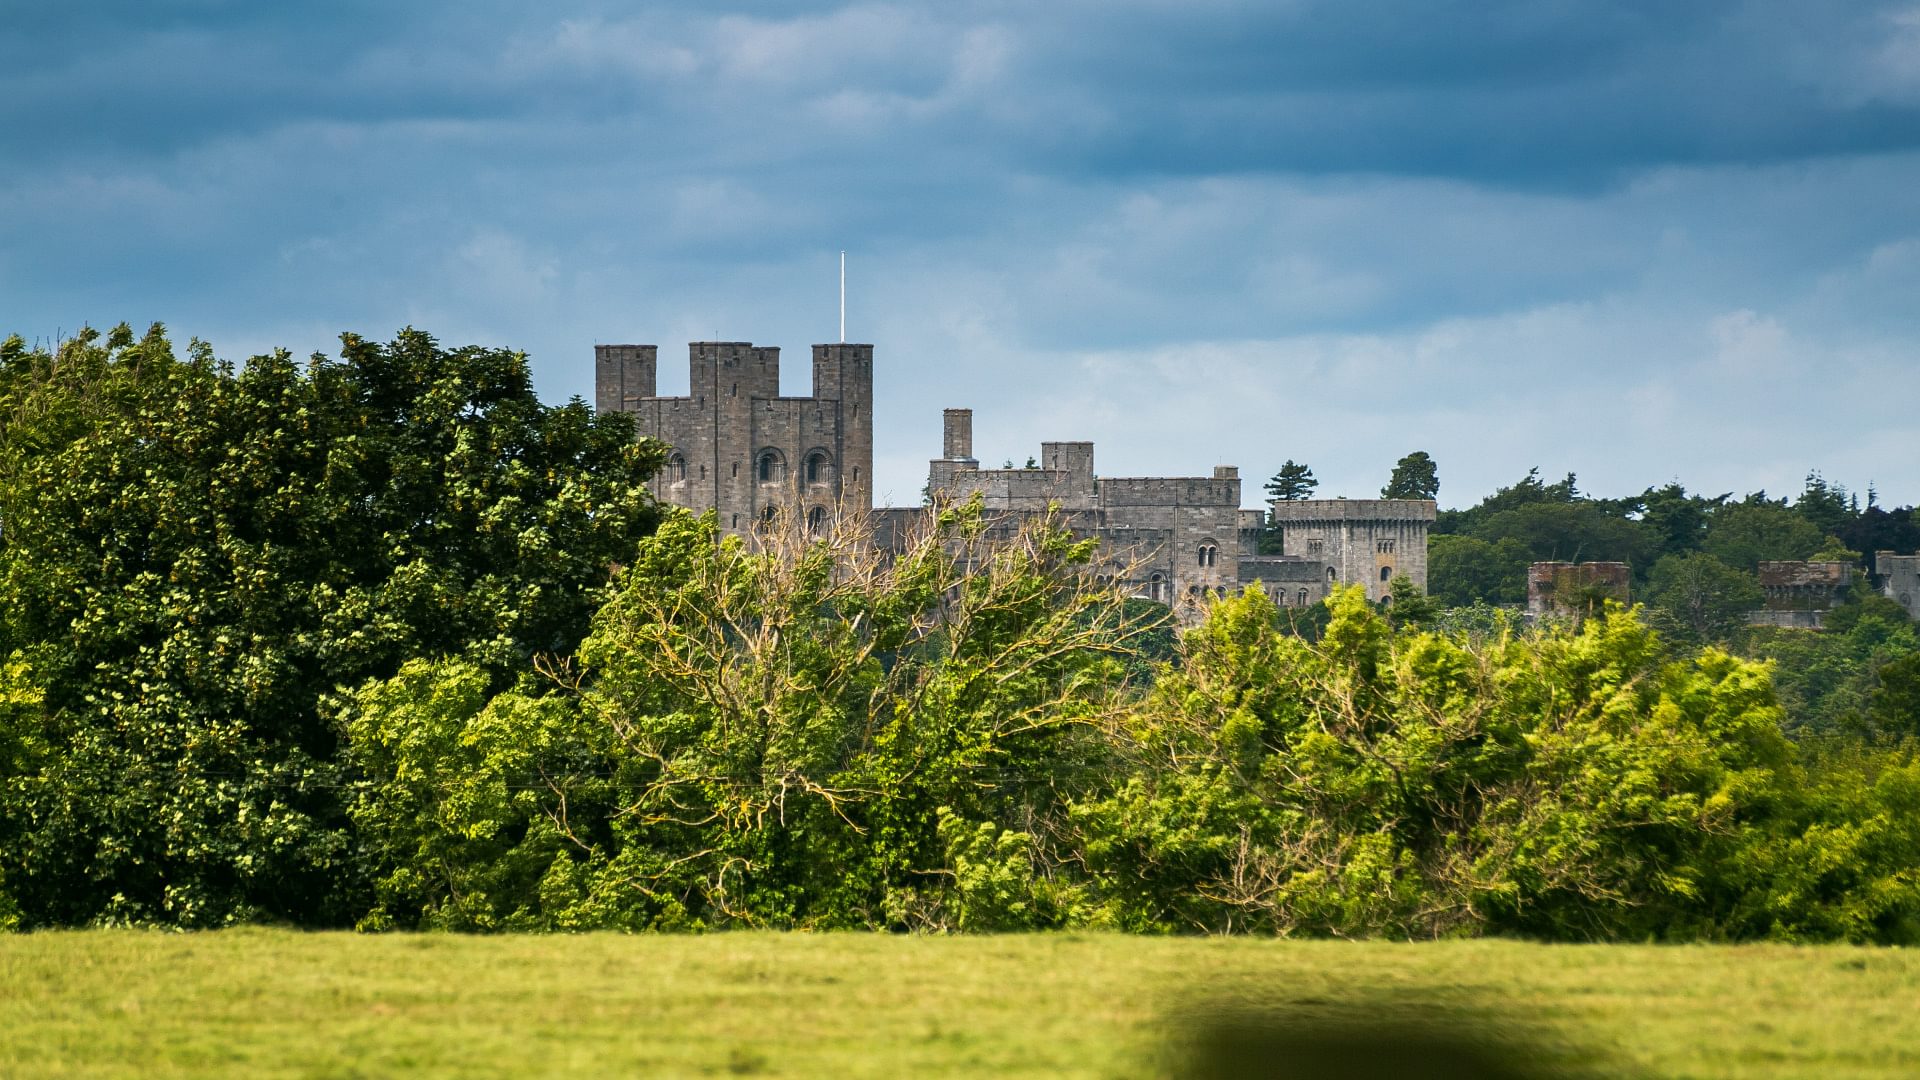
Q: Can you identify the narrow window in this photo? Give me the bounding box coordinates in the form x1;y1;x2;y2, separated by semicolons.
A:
1297;589;1309;607
807;506;826;533
1327;567;1336;583
1380;566;1393;582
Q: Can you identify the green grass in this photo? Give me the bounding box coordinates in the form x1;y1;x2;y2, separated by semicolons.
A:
1;932;1915;1078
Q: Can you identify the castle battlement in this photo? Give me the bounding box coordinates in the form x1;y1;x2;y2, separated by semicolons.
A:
595;341;871;536
595;343;1435;616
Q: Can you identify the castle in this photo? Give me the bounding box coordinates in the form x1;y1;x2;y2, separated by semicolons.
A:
596;340;1434;612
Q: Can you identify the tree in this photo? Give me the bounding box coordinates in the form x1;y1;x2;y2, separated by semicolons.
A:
1472;502;1655;569
0;325;665;927
1838;506;1920;571
1384;573;1437;628
1435;467;1580;535
1869;652;1920;738
1636;483;1726;558
1703;502;1827;572
347;500;1155;931
1265;460;1317;502
1645;552;1764;643
1067;585;1920;940
1795;471;1855;536
1380;451;1439;501
1426;535;1530;607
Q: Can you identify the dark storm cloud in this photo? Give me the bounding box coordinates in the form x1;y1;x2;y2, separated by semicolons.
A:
4;1;1919;506
10;1;1919;181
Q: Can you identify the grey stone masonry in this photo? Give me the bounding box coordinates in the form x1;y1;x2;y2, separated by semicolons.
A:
922;419;1248;612
1267;498;1438;602
592;344;1439;620
594;341;872;536
1879;551;1920;621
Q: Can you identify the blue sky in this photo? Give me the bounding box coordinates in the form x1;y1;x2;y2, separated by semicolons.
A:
7;1;1920;509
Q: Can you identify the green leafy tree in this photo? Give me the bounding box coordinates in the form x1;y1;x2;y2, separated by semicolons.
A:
0;324;663;927
1704;502;1830;573
1473;502;1655;568
1072;586;1920;941
1073;587;1803;937
1384;573;1438;629
347;501;1154;931
1645;552;1764;644
1869;652;1920;738
1426;535;1530;607
1636;483;1725;558
1265;460;1317;502
1380;451;1439;501
1795;472;1855;535
1437;467;1581;535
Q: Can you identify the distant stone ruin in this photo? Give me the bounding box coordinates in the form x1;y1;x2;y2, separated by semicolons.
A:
1526;561;1631;617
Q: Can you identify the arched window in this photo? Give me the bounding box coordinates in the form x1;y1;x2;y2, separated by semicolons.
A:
1148;572;1167;604
762;505;777;526
1327;567;1337;583
807;506;826;533
665;452;687;483
1297;588;1309;607
1380;566;1393;582
804;450;832;486
756;449;784;483
1198;540;1220;568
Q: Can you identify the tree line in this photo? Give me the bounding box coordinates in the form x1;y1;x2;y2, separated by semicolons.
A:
1;326;1916;939
1264;453;1920;744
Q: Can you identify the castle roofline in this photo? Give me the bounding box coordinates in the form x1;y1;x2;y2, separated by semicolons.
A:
1267;498;1437;522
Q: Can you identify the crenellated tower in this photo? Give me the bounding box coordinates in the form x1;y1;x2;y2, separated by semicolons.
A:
595;340;874;537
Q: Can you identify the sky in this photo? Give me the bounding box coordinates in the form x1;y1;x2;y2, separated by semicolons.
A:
6;1;1920;510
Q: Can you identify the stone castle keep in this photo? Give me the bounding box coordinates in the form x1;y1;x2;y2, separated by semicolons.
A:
596;340;1434;610
595;341;872;536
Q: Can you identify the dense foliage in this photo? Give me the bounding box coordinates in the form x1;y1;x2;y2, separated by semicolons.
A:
3;326;1916;940
0;326;663;926
339;507;1920;942
346;503;1147;931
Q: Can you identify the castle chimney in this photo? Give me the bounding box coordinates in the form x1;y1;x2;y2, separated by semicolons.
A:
943;408;973;460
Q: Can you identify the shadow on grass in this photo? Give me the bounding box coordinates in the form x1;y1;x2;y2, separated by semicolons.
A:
1168;993;1644;1080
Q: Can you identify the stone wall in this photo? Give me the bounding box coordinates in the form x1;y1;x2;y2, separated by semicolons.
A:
1757;560;1852;612
593;341;872;537
1237;555;1330;608
1527;561;1631;616
1878;551;1920;621
1267;498;1438;601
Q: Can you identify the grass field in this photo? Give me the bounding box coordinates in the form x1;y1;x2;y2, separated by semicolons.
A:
1;931;1915;1078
